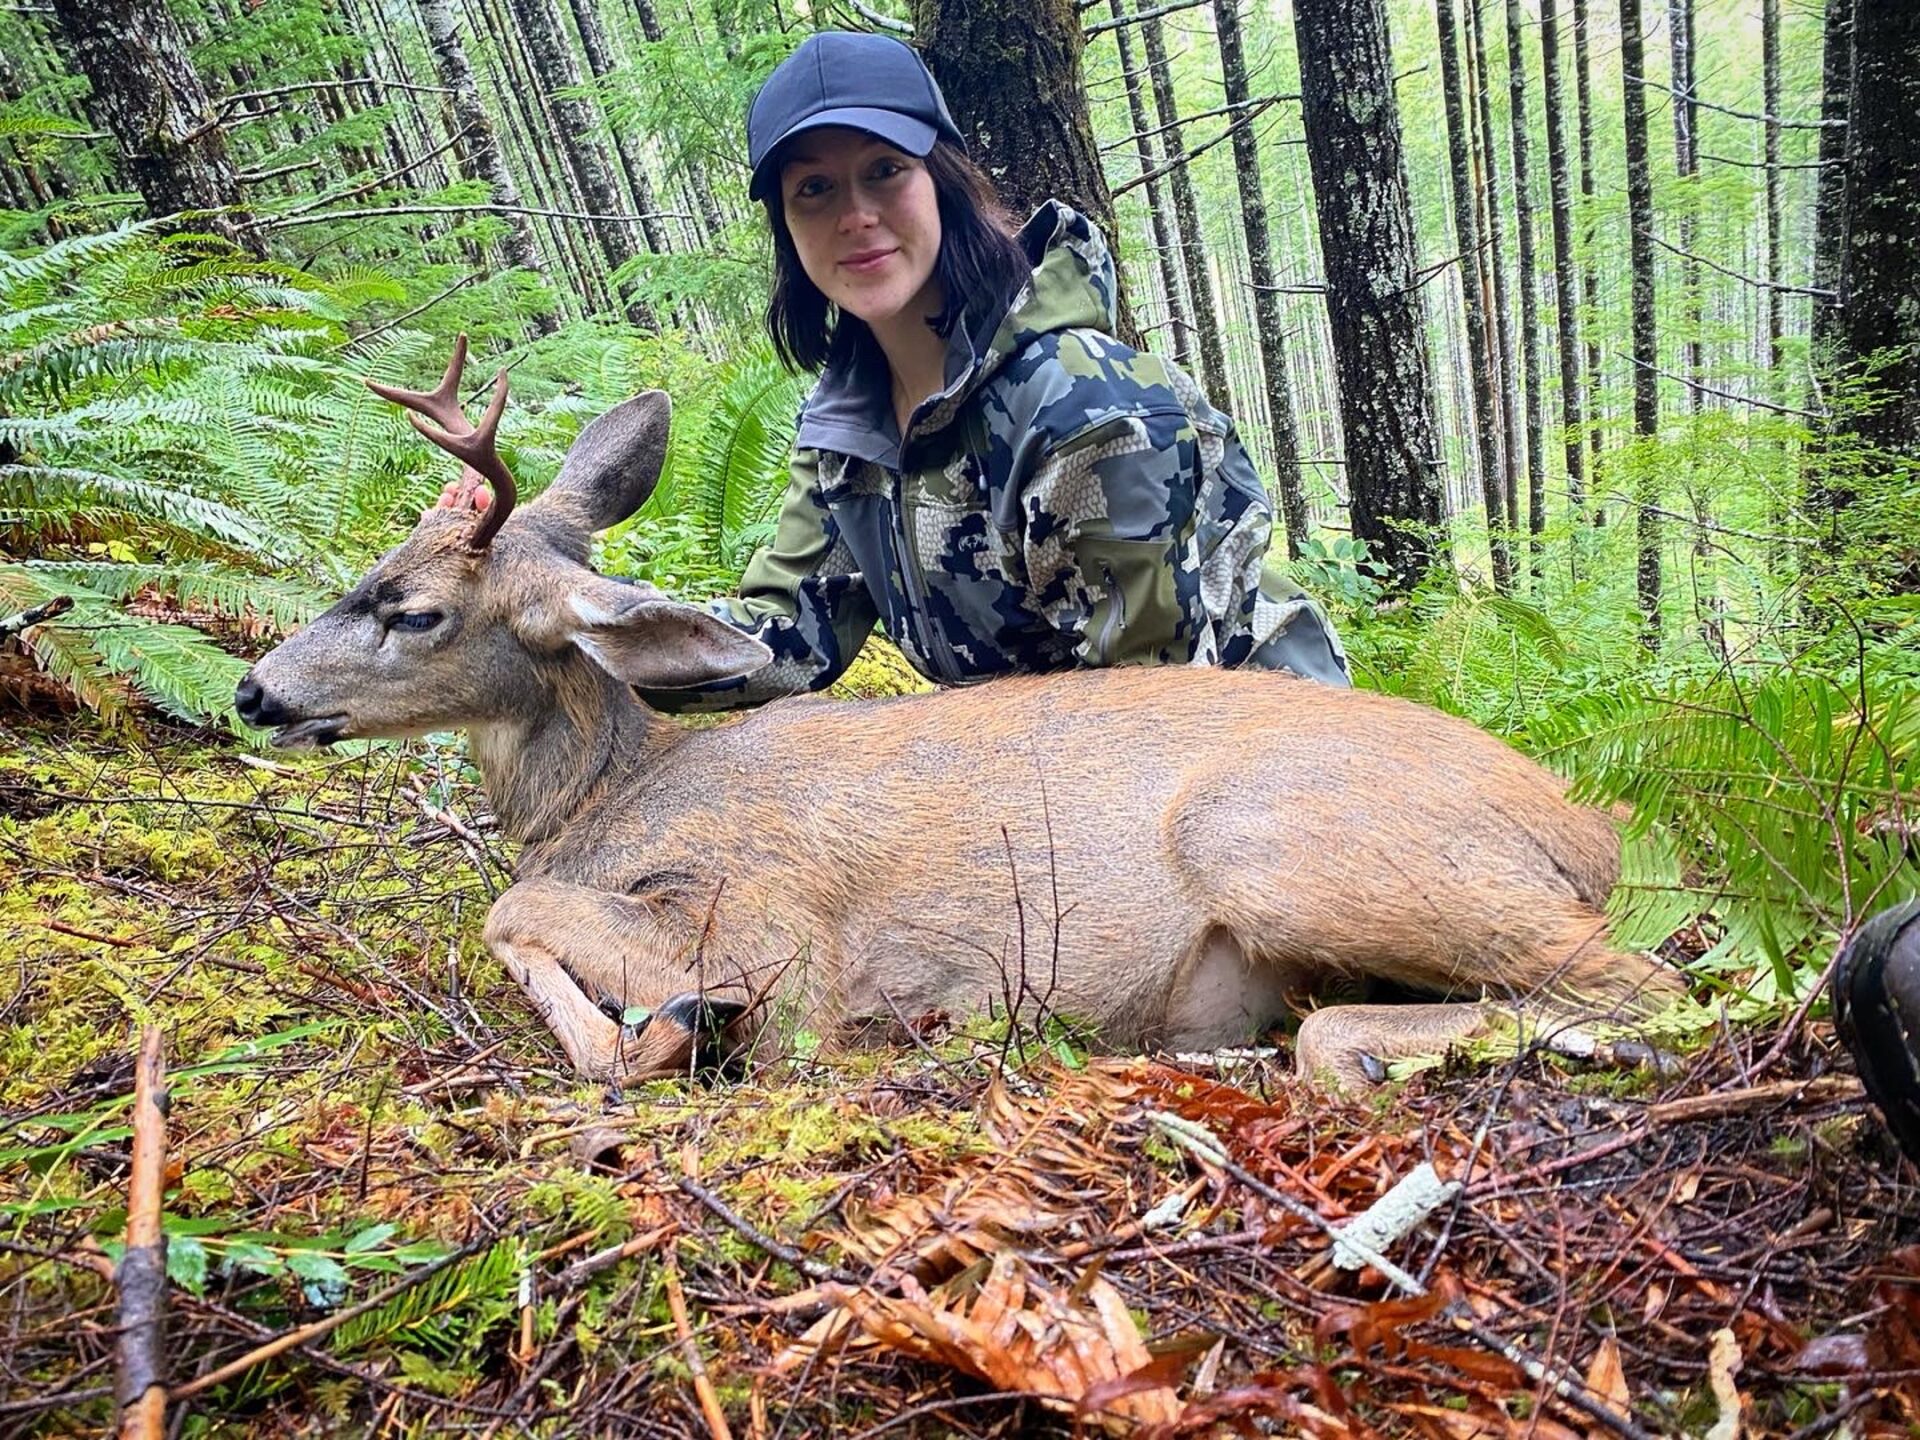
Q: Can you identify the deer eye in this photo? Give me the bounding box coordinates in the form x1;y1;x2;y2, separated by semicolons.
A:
389;611;443;633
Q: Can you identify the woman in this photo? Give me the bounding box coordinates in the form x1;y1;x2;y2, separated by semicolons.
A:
461;31;1349;704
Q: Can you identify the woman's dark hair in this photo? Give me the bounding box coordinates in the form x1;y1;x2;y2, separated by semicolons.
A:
764;139;1032;375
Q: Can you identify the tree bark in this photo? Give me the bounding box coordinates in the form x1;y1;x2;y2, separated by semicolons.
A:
1466;0;1520;536
506;0;653;326
563;0;672;256
1538;0;1587;518
1670;0;1703;410
1213;0;1308;557
1810;0;1853;369
1293;0;1448;591
1504;0;1547;568
911;0;1116;238
1835;0;1920;463
1108;0;1194;368
1572;0;1605;499
47;0;263;255
419;0;557;330
1438;0;1512;589
1137;7;1233;410
1621;0;1661;643
1762;0;1785;380
628;0;725;242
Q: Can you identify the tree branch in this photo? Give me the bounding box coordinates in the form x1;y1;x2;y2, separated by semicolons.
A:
1700;150;1844;171
1112;98;1283;197
842;0;912;33
1613;350;1823;418
1625;73;1840;129
115;1028;167;1440
1640;227;1834;298
1084;0;1212;38
252;201;693;233
1099;93;1296;153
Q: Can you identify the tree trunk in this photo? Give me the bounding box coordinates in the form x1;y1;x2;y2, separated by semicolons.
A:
1438;0;1512;590
506;0;653;327
911;0;1116;239
1810;0;1853;368
1503;0;1547;569
1538;0;1587;519
1293;0;1448;591
1466;0;1520;537
1670;0;1703;411
47;0;262;255
1620;0;1661;644
1835;0;1920;464
1762;0;1785;381
628;0;725;242
1213;0;1308;557
1137;7;1233;411
563;0;672;256
1572;0;1605;501
419;0;558;331
1108;0;1194;368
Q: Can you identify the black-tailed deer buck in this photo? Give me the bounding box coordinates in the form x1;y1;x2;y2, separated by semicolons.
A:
236;340;1683;1087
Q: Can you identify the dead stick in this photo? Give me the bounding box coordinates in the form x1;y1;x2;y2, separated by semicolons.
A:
663;1251;734;1440
1643;1075;1862;1125
116;1027;168;1440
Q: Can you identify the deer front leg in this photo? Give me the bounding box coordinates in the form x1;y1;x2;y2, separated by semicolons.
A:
483;878;754;1082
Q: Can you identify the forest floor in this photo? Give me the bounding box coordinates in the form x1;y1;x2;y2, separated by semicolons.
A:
4;721;1919;1438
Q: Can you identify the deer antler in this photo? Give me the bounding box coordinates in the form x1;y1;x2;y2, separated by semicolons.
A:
366;334;518;551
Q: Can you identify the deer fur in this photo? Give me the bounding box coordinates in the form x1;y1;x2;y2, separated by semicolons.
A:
237;369;1683;1088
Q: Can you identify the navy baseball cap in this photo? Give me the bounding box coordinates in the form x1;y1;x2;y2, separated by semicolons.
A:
747;32;965;203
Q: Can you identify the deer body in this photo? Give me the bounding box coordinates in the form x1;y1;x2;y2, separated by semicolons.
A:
238;344;1679;1086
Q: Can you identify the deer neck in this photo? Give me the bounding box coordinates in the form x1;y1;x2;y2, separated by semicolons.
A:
468;658;676;846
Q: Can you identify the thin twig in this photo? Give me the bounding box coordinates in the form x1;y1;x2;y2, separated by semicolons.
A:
675;1177;864;1286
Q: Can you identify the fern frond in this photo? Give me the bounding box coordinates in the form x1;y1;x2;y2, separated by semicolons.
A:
331;1240;523;1358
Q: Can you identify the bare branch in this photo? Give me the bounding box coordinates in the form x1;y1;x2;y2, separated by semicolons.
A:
1113;98;1284;197
254;201;692;233
1613;349;1823;418
841;0;912;33
1640;227;1835;298
1100;92;1296;153
1626;73;1841;129
1700;150;1845;171
1084;0;1211;38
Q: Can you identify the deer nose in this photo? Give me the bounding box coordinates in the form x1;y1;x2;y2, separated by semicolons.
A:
234;674;288;728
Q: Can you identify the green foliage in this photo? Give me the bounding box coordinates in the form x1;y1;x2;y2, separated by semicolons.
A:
602;338;807;594
330;1239;524;1357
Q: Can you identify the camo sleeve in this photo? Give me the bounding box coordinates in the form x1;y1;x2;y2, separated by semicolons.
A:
1019;408;1211;668
639;447;878;712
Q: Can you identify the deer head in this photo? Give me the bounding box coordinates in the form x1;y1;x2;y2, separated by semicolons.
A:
235;339;772;774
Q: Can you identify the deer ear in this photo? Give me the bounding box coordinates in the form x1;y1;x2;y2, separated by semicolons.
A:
537;391;672;533
565;578;772;689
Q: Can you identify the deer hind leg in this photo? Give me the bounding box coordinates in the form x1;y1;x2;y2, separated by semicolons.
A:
1294;1002;1499;1089
483;878;752;1083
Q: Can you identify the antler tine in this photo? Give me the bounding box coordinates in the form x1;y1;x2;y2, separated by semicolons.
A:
404;369;516;551
365;332;474;434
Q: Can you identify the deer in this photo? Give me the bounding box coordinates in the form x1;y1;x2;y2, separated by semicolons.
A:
235;339;1685;1089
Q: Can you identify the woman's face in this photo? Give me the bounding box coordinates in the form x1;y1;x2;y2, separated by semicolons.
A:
777;127;943;330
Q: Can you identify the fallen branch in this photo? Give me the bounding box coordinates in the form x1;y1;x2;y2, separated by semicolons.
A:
676;1176;864;1286
116;1027;168;1440
664;1251;734;1440
1644;1074;1862;1125
1;593;73;641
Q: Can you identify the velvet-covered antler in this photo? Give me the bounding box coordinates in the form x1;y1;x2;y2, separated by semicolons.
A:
366;334;517;551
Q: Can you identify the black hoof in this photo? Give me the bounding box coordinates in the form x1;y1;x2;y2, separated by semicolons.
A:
1358;1052;1389;1085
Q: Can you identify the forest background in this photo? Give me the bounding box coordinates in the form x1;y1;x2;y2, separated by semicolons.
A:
1;0;1918;1430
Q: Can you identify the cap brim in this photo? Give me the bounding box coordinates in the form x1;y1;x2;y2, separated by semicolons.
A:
749;109;940;201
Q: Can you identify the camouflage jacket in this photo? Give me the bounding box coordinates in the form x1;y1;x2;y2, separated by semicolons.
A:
660;202;1348;709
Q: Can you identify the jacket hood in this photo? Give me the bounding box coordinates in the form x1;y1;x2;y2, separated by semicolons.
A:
795;200;1120;466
